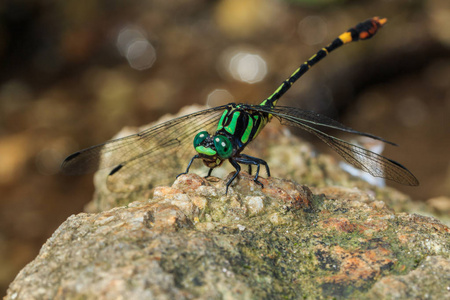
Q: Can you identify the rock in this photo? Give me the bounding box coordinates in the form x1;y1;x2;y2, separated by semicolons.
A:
427;196;450;215
5;173;449;299
6;105;449;298
368;256;450;300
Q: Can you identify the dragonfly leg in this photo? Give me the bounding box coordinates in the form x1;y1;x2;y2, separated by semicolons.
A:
235;154;270;188
248;165;252;175
205;168;214;178
177;154;200;178
239;154;271;177
226;158;242;194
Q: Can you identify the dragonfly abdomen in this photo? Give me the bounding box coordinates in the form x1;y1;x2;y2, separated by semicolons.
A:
260;17;387;109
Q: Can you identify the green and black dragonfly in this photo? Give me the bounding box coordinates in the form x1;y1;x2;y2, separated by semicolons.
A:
61;17;419;193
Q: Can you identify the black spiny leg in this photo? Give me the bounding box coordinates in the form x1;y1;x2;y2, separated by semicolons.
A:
226;158;242;194
235;154;270;188
205;168;214;178
239;154;270;177
177;154;200;178
248;165;252;175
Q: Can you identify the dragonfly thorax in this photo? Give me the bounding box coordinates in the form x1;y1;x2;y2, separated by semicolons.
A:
193;131;233;168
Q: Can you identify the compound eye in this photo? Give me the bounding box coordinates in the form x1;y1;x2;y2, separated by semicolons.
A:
213;135;232;159
193;131;209;148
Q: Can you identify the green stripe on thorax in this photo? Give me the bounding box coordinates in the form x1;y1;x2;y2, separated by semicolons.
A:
241;116;254;144
216;109;228;131
224;111;240;134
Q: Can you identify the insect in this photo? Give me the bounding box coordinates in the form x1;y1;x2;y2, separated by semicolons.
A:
61;17;419;194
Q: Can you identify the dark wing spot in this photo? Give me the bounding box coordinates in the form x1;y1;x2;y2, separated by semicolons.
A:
109;164;123;176
64;152;81;162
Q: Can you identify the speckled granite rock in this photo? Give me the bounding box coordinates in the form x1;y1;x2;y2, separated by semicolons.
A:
5;173;449;299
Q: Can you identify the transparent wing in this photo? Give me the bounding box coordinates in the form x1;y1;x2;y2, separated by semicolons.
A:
249;105;419;186
61;105;228;191
264;106;396;145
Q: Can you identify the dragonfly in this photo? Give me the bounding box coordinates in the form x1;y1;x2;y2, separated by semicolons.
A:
61;17;419;194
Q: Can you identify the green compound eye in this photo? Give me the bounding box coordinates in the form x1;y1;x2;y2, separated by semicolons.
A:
193;131;209;148
214;135;232;159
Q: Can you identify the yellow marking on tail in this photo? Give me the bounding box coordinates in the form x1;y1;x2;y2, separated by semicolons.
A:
338;32;353;44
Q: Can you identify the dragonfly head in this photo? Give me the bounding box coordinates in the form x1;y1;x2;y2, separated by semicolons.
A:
193;131;233;168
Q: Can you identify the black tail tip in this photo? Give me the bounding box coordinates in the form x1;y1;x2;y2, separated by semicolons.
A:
355;17;387;40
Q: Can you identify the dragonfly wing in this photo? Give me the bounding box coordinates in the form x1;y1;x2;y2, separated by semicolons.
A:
255;105;396;145
249;105;418;186
104;134;202;191
61;105;227;190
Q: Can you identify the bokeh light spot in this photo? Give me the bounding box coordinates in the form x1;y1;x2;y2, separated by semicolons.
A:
228;52;267;84
116;25;156;70
298;16;328;46
206;89;234;107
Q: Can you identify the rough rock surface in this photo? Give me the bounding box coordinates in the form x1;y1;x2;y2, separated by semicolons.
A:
5;172;450;299
6;105;450;299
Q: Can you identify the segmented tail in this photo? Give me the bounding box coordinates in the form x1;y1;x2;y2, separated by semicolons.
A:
260;17;387;108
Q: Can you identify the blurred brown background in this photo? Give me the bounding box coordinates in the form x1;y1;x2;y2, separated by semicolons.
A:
1;0;449;295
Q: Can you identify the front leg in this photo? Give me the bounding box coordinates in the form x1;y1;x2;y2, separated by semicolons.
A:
225;158;241;195
176;154;200;178
205;168;214;178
